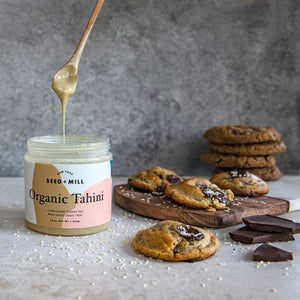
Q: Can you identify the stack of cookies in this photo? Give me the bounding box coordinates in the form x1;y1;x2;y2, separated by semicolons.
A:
200;126;286;181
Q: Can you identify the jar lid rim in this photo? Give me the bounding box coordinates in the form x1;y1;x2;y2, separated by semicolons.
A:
27;135;109;151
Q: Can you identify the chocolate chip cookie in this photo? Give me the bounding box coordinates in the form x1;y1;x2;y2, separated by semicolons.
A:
210;171;269;196
200;151;276;168
208;141;286;156
132;220;220;262
214;166;282;181
204;126;281;144
165;178;234;211
128;166;184;193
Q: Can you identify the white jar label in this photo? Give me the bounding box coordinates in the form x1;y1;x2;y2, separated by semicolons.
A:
25;160;112;229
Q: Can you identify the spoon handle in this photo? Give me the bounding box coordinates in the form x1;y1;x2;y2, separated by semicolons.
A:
71;0;105;64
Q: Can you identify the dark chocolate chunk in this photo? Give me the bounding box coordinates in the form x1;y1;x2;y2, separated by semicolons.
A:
166;174;182;184
197;184;229;204
229;226;295;244
175;224;204;242
243;215;300;234
253;244;293;262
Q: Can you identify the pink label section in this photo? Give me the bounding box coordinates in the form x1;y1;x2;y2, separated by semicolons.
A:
62;178;112;229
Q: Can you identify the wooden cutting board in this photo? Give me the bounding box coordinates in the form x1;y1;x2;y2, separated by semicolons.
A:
114;184;290;228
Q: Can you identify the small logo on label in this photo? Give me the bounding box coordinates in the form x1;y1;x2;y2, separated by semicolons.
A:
46;178;84;184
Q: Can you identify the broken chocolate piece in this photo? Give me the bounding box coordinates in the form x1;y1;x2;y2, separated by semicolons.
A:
243;215;300;234
175;224;204;242
166;174;182;184
229;226;295;244
253;244;293;262
197;184;229;204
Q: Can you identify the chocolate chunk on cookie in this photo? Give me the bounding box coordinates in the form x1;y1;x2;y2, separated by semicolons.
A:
132;220;220;261
229;226;294;244
213;166;282;181
201;151;276;168
210;171;269;196
165;178;234;211
128;166;184;193
253;244;293;262
208;141;286;156
204;126;281;144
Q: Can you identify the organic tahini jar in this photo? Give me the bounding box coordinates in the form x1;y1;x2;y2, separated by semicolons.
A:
24;135;112;236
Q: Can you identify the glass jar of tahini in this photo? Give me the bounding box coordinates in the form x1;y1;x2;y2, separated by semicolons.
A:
24;135;113;236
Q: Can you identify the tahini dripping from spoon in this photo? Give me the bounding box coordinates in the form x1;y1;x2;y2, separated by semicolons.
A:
51;0;105;143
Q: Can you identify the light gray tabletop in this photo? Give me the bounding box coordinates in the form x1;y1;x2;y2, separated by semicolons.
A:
1;176;299;300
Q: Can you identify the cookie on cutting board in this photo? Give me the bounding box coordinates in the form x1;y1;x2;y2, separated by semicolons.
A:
209;170;269;196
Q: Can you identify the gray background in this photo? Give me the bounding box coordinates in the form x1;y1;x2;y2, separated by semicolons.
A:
0;0;299;176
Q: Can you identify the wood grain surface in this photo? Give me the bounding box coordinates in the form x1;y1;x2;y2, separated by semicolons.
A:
114;184;289;228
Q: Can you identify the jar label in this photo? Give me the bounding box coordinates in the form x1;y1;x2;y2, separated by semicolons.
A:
25;160;112;229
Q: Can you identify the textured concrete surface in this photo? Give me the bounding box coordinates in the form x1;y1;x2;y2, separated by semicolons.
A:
0;0;299;176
